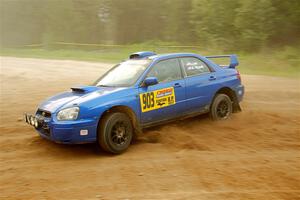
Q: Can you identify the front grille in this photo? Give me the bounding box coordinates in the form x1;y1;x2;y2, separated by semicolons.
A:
40;127;51;136
38;120;51;137
36;109;51;118
35;110;51;137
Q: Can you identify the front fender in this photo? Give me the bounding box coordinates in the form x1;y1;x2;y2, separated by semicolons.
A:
78;87;140;124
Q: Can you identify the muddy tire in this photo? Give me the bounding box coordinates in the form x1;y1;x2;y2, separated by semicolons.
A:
210;94;232;120
98;112;133;154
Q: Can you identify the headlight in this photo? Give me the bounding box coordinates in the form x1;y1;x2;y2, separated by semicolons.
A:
57;107;79;121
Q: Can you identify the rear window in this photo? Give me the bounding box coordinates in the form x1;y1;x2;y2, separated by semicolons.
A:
180;57;210;76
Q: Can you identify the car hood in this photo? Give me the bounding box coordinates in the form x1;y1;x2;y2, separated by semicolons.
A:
38;85;124;113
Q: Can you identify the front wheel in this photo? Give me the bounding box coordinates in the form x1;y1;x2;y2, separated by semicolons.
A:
210;94;232;120
98;112;133;154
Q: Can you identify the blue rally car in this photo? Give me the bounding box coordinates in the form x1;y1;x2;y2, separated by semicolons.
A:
24;52;244;154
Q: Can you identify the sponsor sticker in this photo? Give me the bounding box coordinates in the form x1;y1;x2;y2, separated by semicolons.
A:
140;87;176;112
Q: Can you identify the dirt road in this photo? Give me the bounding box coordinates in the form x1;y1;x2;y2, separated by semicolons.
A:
1;57;300;200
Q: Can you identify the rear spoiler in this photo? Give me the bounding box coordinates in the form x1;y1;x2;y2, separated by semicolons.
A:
205;54;239;68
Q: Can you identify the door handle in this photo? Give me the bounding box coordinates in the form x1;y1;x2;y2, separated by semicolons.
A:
209;75;216;81
174;83;182;88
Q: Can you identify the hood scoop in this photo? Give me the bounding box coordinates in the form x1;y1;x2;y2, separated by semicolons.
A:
71;86;99;93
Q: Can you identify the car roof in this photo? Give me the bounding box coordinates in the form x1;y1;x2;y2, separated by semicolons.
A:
148;53;202;61
126;52;218;70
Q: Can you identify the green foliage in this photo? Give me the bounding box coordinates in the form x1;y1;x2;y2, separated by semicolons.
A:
1;0;299;51
1;0;299;78
191;0;239;50
234;0;276;50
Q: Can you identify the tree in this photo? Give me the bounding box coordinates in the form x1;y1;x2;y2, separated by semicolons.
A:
234;0;276;51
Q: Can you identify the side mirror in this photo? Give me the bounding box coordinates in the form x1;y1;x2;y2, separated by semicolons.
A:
143;77;158;87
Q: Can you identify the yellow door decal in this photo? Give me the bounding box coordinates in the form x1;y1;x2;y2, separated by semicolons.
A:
140;87;176;112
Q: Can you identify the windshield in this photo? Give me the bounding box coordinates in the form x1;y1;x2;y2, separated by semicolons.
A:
94;59;151;87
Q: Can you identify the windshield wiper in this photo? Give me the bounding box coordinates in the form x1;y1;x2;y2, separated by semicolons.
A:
97;84;111;87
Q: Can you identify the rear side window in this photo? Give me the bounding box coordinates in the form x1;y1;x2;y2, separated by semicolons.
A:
147;58;182;83
180;57;210;76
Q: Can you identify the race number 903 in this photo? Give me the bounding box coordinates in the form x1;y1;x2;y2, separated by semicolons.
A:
141;92;155;110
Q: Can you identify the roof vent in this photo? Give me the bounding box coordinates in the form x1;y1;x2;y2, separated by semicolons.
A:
129;51;156;59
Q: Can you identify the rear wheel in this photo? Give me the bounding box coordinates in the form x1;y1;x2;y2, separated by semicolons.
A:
98;112;133;154
210;94;232;120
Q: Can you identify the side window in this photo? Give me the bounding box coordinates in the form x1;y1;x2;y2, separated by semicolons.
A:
147;58;182;83
180;57;211;76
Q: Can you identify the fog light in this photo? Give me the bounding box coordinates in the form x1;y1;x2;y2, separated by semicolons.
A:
27;116;30;123
24;114;27;123
30;116;35;126
26;115;30;124
34;118;38;128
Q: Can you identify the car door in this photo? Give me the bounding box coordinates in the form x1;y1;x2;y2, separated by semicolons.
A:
139;58;186;125
180;56;218;114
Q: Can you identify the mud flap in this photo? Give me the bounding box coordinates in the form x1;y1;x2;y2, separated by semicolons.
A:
233;102;242;113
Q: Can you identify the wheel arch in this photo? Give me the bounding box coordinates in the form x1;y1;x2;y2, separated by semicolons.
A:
97;105;141;137
213;87;241;113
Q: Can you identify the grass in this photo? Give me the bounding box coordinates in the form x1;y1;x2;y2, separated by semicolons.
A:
1;45;299;78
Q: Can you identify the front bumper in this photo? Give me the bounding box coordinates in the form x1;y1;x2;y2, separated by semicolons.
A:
24;113;98;144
